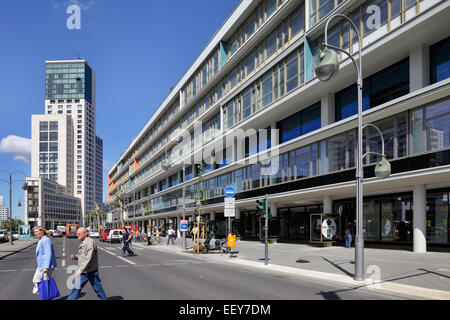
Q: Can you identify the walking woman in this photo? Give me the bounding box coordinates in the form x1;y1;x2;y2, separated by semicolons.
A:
32;226;57;295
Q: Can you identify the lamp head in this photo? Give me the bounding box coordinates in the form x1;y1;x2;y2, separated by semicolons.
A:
375;158;391;179
315;48;339;81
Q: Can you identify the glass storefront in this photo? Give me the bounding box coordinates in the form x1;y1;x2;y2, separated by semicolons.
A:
334;191;449;244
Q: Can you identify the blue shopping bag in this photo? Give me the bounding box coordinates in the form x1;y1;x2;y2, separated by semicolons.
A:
37;276;60;300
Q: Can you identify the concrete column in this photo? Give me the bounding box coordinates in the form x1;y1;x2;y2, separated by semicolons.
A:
323;195;333;214
304;0;311;32
321;93;335;127
413;185;427;253
269;203;277;217
410;45;430;92
235;207;240;220
210;211;216;221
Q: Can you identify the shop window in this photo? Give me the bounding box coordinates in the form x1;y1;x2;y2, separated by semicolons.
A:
426;193;449;244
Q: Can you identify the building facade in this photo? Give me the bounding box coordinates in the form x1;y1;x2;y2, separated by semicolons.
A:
0;196;8;222
108;0;450;251
24;177;82;230
95;135;103;206
26;60;103;228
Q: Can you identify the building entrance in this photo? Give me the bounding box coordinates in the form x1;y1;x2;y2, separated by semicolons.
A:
279;205;323;242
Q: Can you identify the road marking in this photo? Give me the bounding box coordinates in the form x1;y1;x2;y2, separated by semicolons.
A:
117;265;130;268
133;265;145;267
117;256;136;265
1;270;16;272
62;260;66;267
62;252;65;257
21;269;35;271
98;247;117;256
100;266;112;268
148;264;161;267
164;263;175;266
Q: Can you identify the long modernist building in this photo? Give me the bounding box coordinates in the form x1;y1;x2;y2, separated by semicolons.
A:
108;0;450;251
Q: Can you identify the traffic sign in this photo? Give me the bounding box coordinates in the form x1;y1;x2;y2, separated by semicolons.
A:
224;186;236;198
180;220;189;232
224;197;235;217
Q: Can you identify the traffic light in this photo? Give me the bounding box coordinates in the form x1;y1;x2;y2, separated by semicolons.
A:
256;198;266;212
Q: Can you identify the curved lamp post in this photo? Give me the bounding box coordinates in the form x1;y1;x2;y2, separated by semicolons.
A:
315;14;391;281
0;170;27;245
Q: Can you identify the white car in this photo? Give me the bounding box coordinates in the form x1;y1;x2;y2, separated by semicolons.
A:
0;230;9;243
89;229;100;238
107;229;123;243
48;229;56;236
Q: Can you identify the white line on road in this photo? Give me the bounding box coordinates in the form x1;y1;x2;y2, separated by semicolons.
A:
164;263;175;266
62;260;66;267
117;265;130;268
62;252;65;257
1;270;16;272
148;264;161;267
98;246;136;265
98;247;117;256
100;266;112;268
21;269;35;271
116;256;136;265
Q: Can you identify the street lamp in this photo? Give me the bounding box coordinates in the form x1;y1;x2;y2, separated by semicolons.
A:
315;14;391;281
0;170;27;245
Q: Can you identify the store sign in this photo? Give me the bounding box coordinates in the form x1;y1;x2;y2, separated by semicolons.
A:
322;218;337;239
19;225;31;240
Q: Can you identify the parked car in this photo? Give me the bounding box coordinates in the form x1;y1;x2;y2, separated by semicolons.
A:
0;230;9;243
48;229;55;236
99;228;112;242
52;230;63;237
107;229;123;243
89;229;99;238
12;232;19;240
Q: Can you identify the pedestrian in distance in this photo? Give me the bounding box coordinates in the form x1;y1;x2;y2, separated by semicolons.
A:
67;227;108;300
32;226;57;295
345;221;353;248
147;227;152;246
167;225;175;245
122;229;136;256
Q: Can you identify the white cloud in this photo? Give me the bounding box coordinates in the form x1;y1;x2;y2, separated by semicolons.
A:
0;135;31;164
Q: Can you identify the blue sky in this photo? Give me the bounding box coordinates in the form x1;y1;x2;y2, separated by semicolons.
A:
0;0;240;221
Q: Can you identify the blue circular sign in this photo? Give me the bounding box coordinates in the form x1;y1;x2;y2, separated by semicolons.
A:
224;186;236;198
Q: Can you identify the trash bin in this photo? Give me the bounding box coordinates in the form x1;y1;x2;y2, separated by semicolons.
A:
227;233;236;247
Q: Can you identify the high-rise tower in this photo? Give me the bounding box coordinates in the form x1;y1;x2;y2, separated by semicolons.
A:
39;60;101;225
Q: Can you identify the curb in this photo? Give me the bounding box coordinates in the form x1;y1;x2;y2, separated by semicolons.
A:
0;241;38;260
136;243;450;300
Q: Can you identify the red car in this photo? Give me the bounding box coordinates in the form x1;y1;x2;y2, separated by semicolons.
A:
99;228;113;242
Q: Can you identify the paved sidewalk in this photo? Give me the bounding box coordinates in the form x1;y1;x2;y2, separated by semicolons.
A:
0;239;38;259
135;237;450;300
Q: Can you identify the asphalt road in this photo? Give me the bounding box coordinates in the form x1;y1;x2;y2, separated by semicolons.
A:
0;237;415;300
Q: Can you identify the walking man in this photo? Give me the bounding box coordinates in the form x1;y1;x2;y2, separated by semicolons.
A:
167;225;175;245
345;222;353;248
67;227;108;300
122;229;135;256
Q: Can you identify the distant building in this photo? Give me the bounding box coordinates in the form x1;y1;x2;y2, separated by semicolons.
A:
24;177;81;230
0;196;8;222
26;60;103;227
